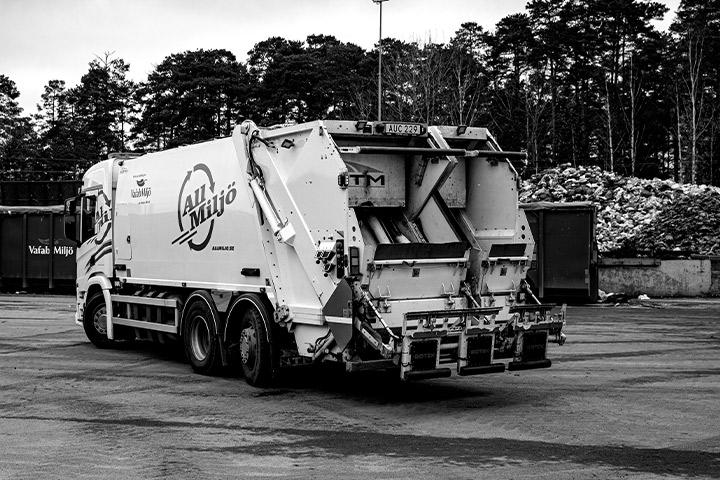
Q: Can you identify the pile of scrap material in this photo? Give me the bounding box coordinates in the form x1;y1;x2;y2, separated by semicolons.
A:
519;164;720;256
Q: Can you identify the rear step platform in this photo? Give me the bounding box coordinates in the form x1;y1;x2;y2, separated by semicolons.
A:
404;368;452;381
458;363;506;376
508;359;552;371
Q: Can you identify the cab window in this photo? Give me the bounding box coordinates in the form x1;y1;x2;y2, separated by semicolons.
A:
81;196;97;242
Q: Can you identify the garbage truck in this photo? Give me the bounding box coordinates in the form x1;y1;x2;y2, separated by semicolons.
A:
64;119;566;386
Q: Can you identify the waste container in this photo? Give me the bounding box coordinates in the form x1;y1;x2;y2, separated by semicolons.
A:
0;180;81;206
0;205;76;290
522;202;598;303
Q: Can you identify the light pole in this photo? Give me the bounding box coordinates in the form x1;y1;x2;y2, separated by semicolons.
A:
373;0;388;122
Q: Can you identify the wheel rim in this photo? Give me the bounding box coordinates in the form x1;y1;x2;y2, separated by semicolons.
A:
240;322;258;368
190;315;211;362
93;306;107;335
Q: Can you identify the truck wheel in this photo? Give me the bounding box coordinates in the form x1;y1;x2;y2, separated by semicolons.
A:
83;292;113;348
239;301;274;387
183;295;222;375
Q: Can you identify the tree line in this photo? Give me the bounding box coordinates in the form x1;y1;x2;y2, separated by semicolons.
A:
1;0;719;186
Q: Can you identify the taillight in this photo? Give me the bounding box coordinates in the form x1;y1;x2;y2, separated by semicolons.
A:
348;246;360;276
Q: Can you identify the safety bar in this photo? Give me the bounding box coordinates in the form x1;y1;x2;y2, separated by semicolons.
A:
404;307;503;322
338;146;528;160
509;303;557;313
373;257;468;266
402;307;503;337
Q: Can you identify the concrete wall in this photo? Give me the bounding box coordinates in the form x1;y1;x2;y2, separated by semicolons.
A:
711;258;720;296
599;258;720;297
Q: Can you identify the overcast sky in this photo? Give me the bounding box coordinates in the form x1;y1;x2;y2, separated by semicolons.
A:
1;0;681;116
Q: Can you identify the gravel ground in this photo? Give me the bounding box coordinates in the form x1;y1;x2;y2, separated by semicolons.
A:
0;294;718;479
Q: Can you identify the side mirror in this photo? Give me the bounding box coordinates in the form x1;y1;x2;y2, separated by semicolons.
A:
64;197;80;245
64;197;77;215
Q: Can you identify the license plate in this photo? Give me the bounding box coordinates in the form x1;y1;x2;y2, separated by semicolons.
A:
410;340;438;371
383;122;425;136
467;335;493;367
520;331;548;362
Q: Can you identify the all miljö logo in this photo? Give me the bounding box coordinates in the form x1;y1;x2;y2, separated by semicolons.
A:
172;163;237;251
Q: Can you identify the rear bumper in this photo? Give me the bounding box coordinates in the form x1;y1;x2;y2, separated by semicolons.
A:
397;305;565;380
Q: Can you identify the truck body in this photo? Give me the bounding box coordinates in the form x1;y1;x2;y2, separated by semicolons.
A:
65;120;565;385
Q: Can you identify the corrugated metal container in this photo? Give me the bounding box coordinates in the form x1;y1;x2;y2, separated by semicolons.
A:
0;206;76;290
522;202;598;304
0;181;81;206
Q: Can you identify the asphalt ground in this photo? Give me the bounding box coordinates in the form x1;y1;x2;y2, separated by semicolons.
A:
0;294;718;479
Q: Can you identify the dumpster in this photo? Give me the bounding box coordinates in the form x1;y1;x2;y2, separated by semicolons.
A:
522;202;598;303
0;205;76;290
0;180;81;206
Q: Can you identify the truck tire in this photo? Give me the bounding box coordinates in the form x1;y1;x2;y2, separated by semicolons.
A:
239;300;274;387
183;293;222;375
83;292;113;349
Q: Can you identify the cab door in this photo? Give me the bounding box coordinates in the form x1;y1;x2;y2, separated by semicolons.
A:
73;166;114;282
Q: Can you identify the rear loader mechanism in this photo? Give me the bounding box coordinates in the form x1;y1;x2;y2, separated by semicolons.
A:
239;119;566;381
